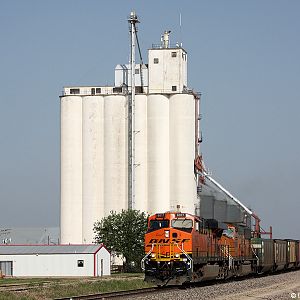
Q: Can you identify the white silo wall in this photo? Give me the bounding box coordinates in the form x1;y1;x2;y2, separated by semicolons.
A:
82;96;104;243
104;95;127;215
60;96;83;243
134;95;148;212
147;94;170;214
170;94;197;214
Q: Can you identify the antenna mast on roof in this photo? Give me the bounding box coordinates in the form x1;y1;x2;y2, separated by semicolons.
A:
128;11;139;210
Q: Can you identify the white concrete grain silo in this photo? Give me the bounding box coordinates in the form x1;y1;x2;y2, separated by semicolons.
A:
60;25;200;243
103;95;127;215
134;94;148;212
169;94;197;214
60;96;83;243
82;96;104;243
147;94;170;214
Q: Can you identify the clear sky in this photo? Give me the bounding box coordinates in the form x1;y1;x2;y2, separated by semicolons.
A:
0;1;299;238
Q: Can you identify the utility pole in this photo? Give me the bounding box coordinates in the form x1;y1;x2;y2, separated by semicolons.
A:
128;11;139;210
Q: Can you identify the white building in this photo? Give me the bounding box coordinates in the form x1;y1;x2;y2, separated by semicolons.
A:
60;30;200;244
0;244;110;277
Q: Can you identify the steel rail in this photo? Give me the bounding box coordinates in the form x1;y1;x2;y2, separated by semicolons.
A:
54;286;175;300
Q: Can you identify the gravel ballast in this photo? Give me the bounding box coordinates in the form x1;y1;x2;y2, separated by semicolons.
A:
133;270;300;300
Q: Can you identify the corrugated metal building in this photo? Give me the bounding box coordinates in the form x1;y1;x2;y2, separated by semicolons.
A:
0;244;110;277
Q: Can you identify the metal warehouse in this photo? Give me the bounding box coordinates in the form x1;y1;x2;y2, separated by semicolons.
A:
0;244;110;277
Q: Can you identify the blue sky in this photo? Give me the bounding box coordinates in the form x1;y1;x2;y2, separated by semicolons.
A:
0;1;299;238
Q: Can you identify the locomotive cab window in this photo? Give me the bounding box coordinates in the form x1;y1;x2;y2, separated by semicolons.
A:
148;220;169;232
172;219;193;232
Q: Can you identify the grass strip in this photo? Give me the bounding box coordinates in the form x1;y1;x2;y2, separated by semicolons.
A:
0;277;153;300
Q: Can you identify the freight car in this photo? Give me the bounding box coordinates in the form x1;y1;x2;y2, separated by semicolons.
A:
142;212;300;286
251;238;299;272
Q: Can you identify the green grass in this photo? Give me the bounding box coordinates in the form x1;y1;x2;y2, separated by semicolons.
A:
0;293;34;300
0;277;153;300
0;277;62;286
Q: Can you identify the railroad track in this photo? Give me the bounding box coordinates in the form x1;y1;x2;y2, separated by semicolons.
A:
54;286;174;300
0;280;73;292
0;283;36;292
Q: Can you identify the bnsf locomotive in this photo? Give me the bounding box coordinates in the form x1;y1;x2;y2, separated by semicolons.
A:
142;212;300;286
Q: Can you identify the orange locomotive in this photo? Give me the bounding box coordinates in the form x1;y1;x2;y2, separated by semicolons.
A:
142;212;253;285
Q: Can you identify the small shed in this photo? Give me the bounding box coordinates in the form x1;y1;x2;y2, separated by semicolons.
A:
0;244;110;277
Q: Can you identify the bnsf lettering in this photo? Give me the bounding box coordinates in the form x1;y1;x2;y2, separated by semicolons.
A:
149;238;170;243
148;238;190;244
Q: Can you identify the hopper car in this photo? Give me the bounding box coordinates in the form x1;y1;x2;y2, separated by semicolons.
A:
142;212;300;286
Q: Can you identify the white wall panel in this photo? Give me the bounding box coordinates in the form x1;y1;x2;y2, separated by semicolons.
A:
0;247;110;277
95;247;111;276
0;254;93;277
148;49;187;93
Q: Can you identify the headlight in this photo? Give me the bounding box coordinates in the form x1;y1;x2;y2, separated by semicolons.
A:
165;230;170;238
151;253;156;258
175;253;180;258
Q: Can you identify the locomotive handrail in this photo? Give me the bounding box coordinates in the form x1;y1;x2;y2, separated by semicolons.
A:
219;244;234;269
251;245;259;266
176;243;193;272
141;243;154;271
228;254;234;270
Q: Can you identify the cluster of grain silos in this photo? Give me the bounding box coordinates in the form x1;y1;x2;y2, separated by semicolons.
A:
60;91;198;244
60;22;254;245
60;27;201;244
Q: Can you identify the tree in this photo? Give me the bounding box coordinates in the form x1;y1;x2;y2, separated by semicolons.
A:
93;209;148;272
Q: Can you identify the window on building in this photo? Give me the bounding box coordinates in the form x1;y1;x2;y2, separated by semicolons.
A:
96;88;101;94
135;69;140;74
172;86;177;91
171;52;177;57
77;260;84;267
113;87;122;93
91;88;95;95
0;261;13;276
70;88;80;94
153;58;159;64
135;86;143;93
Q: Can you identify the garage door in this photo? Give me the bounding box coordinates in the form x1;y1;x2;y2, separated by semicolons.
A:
0;261;13;276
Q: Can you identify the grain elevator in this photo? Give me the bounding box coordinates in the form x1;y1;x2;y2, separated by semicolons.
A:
60;12;251;244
